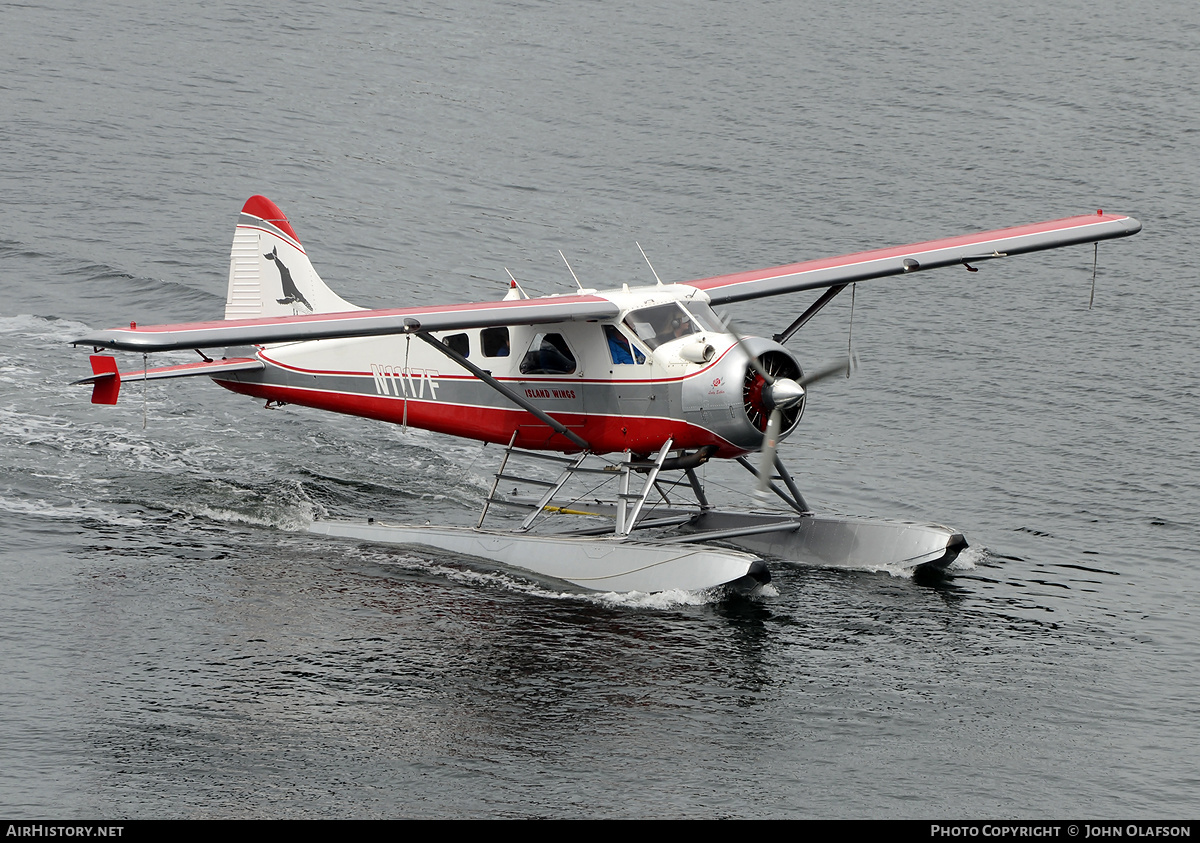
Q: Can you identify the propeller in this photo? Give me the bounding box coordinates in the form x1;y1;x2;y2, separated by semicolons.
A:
722;315;857;496
751;354;856;496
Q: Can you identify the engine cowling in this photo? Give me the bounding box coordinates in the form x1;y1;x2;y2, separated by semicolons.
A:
680;336;805;453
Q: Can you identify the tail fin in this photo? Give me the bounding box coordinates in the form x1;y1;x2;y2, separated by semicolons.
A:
224;196;362;320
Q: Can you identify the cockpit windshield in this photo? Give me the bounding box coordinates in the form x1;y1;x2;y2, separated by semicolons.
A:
685;301;725;333
623;301;726;350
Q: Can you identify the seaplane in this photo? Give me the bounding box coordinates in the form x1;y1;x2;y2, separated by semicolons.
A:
72;196;1141;593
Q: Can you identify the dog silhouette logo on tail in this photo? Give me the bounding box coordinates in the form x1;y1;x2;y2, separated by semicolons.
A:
264;246;313;312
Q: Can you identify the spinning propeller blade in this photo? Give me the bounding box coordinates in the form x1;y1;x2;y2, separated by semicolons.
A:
752;355;856;496
722;316;775;385
755;407;784;496
798;354;858;387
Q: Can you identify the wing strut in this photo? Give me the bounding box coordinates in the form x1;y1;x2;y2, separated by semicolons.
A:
413;332;592;452
772;283;849;344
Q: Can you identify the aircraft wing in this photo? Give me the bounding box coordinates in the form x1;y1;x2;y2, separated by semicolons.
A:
685;212;1142;305
74;295;620;353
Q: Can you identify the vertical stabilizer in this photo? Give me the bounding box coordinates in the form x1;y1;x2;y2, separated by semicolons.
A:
224;196;362;320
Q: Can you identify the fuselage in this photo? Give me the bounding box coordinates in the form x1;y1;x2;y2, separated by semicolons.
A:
216;284;805;458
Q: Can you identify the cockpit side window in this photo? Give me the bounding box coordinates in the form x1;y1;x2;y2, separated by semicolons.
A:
604;325;645;365
519;332;577;375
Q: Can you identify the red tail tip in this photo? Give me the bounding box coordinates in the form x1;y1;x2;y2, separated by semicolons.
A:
241;195;301;243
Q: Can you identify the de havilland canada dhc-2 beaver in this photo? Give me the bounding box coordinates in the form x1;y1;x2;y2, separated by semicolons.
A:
72;196;1141;593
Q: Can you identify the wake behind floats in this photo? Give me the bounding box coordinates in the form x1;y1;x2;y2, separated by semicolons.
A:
72;196;1140;593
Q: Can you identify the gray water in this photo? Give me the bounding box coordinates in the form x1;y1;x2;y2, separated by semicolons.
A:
1;0;1197;819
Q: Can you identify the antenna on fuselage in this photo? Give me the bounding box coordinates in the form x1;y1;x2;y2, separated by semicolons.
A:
559;250;585;292
504;267;530;299
636;242;664;287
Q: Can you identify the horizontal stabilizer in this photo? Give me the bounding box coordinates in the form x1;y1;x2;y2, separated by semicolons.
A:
71;356;264;403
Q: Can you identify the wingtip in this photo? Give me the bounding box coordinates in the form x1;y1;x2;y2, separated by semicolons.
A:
1093;209;1142;236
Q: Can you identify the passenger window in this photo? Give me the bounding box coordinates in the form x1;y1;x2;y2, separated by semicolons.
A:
443;333;470;358
603;325;645;364
481;327;511;357
519;332;577;375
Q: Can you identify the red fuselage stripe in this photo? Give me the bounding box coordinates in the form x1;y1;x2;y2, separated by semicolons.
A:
217;379;744;457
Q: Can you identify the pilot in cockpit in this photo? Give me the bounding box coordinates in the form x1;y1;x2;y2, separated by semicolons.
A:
656;312;692;345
